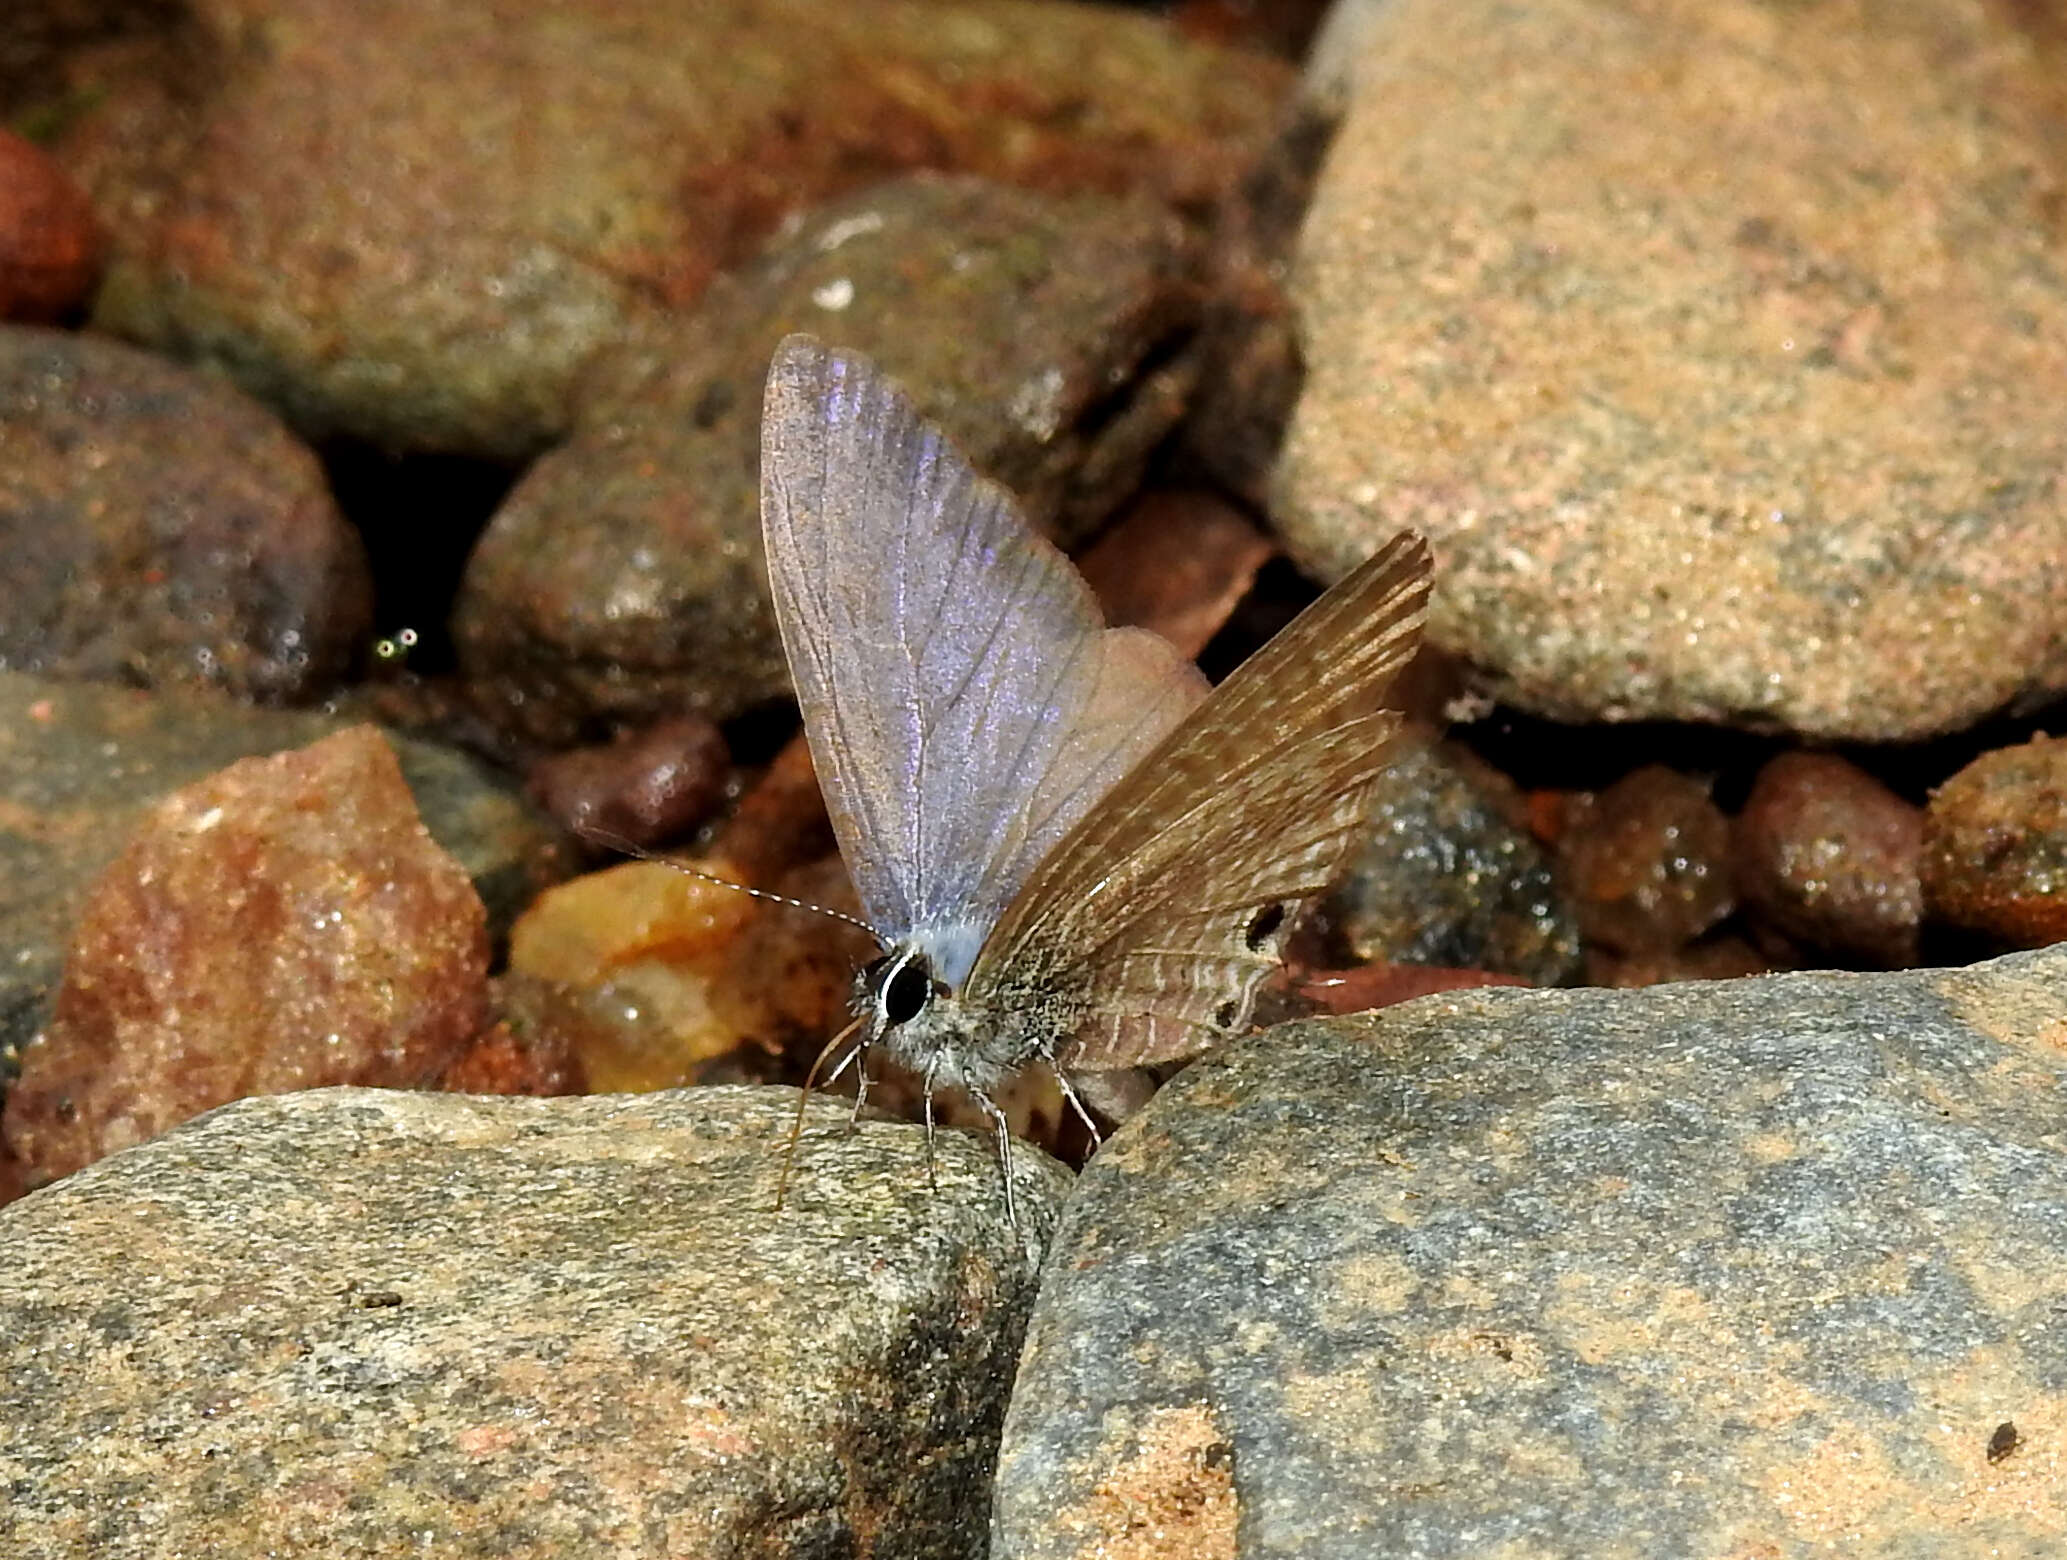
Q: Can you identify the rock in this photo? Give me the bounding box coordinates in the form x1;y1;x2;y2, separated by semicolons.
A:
0;671;565;1067
1734;751;1922;966
454;173;1201;739
3;727;489;1185
1272;0;2067;740
503;847;1074;1155
1318;737;1582;985
504;855;836;1093
0;130;100;321
525;714;731;848
0;324;371;700
1923;735;2067;948
1074;490;1276;661
57;0;1286;457
1554;765;1734;958
0;1085;1068;1558
996;947;2067;1556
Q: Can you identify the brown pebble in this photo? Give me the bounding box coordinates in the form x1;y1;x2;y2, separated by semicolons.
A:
1733;753;1922;967
2;727;490;1186
437;1002;585;1098
712;732;838;885
0;131;100;323
1556;766;1734;957
1923;736;2067;948
1587;934;1771;990
1075;490;1276;660
528;715;731;848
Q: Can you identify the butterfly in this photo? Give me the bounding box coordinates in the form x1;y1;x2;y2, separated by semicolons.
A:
759;335;1431;1223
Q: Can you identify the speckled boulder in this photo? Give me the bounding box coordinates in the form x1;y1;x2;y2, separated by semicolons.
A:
996;947;2067;1555
1273;0;2067;740
0;1086;1068;1559
3;727;490;1186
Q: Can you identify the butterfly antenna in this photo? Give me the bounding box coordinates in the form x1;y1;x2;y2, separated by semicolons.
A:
576;825;883;941
774;1012;869;1212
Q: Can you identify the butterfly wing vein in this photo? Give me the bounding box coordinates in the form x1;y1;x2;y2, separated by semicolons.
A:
971;534;1432;1070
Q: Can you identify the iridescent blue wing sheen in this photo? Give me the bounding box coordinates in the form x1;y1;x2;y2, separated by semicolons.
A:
759;335;1207;986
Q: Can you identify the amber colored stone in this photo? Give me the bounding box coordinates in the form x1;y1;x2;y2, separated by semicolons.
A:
1924;735;2067;948
1557;766;1735;957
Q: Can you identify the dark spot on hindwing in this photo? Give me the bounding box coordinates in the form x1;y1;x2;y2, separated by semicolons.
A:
1214;997;1241;1029
1245;902;1287;951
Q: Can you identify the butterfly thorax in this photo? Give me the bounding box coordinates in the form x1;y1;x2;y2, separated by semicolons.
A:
855;942;1081;1098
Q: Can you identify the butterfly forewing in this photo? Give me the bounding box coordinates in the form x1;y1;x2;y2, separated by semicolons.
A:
760;336;1207;977
967;533;1433;1069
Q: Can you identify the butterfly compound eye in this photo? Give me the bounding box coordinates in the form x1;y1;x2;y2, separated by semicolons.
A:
882;959;934;1027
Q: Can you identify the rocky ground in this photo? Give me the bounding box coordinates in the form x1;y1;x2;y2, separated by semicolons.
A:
3;0;2065;1553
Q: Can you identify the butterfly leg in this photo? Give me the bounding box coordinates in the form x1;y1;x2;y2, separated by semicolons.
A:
976;1091;1021;1242
1054;1069;1106;1152
918;1056;942;1193
775;1012;867;1212
834;1041;872;1135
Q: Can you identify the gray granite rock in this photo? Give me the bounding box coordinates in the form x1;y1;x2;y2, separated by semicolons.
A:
1273;0;2067;740
995;948;2067;1556
0;672;565;1068
0;1085;1069;1559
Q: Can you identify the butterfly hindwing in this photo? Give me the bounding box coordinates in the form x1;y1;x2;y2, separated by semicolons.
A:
759;336;1207;979
967;533;1432;1069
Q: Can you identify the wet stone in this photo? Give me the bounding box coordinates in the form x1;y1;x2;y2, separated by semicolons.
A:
1554;764;1734;959
1320;737;1582;986
0;325;371;700
1923;735;2067;949
1734;751;1922;967
0;1086;1068;1559
996;946;2067;1557
57;0;1285;458
455;173;1202;740
1271;0;2067;740
2;727;490;1187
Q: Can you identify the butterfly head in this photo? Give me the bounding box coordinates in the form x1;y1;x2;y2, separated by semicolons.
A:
854;940;1044;1100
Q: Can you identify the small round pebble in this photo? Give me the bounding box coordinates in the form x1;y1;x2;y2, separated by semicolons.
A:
1556;765;1734;958
1733;752;1921;967
1923;736;2067;948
